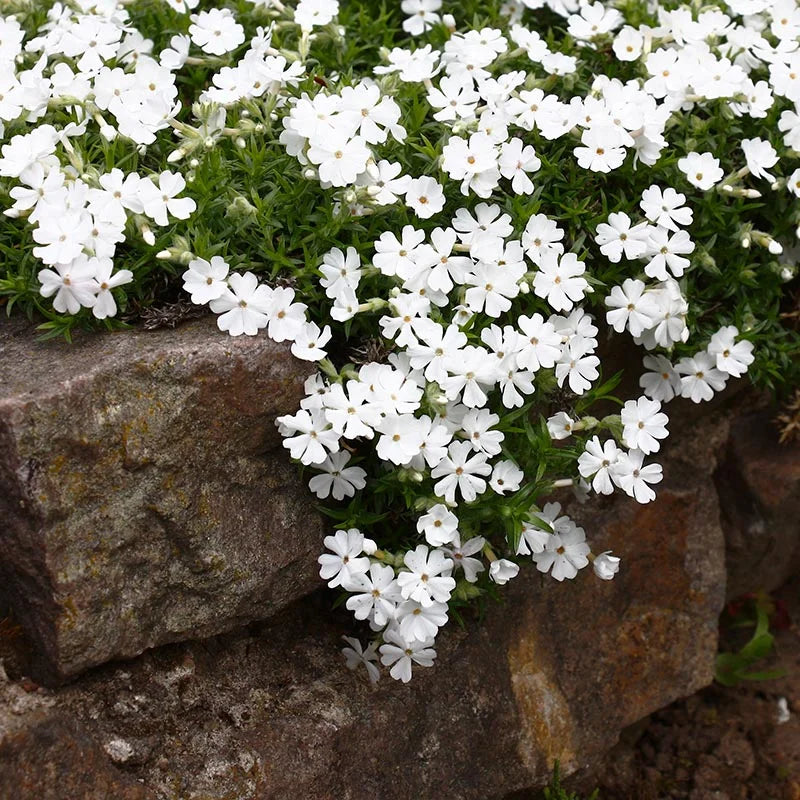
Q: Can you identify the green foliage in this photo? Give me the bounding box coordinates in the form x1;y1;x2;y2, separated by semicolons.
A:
539;763;599;800
715;593;786;687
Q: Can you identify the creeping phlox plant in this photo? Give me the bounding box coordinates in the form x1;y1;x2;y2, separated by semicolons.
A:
1;0;798;683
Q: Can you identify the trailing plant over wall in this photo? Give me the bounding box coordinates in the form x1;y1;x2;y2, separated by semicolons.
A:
0;0;797;682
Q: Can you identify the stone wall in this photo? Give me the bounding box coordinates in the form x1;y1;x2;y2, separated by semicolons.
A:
0;318;797;799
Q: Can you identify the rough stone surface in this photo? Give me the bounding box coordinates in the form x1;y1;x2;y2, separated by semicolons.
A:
715;409;800;599
0;435;727;800
0;317;324;684
0;661;154;800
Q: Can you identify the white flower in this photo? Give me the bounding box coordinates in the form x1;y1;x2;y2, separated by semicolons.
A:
340;83;405;144
441;345;498;408
320;246;362;299
611;449;662;503
453;203;513;250
189;8;245;55
405;176;445;219
323;382;380;439
575;128;626;173
182;256;230;305
461;408;504;456
522;214;565;265
441;132;500;197
341;637;380;683
375;414;425;465
318;528;371;588
92;261;133;320
593;552;621;580
307;133;370;187
498;137;541;194
443;535;486;582
397;599;448;641
345;563;401;626
295;0;340;31
605;279;659;337
139;171;196;226
567;1;623;40
547;412;576;440
489;558;519;585
676;352;728;403
38;259;98;315
578;436;621;495
359;160;410;205
267;287;308;343
640;185;693;231
516;520;550;557
707;325;754;377
532;523;590;581
277;408;340;466
407;321;467;384
613;27;643;60
490;460;523;494
0;125;59;183
308;452;367;501
32;210;92;266
621;397;669;455
379;629;436;683
427;75;479;121
417;504;459;547
595;212;649;262
532;252;588;312
516;313;562;371
677;152;724;191
373;225;426;278
397;545;455;606
464;259;524;317
555;342;600;395
741;137;779;181
291;321;332;361
210;272;273;336
639;354;681;402
431;441;492;504
645;228;694;281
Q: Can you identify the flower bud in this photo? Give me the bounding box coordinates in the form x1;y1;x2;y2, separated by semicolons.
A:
593;551;620;580
226;194;258;221
362;538;378;556
489;559;519;585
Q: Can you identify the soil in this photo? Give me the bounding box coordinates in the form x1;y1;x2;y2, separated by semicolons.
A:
578;578;800;800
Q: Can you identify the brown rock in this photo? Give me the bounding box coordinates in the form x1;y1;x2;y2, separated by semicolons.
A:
0;660;154;800
0;317;325;684
28;457;725;800
715;409;800;599
0;712;154;800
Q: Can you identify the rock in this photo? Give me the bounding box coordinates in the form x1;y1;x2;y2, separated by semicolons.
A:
0;317;324;684
714;409;800;599
0;662;154;800
0;712;155;800
18;449;724;800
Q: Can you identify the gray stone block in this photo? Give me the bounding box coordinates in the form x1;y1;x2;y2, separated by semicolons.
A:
0;317;323;683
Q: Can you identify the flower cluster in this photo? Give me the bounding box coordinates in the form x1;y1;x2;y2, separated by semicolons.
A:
0;0;796;683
